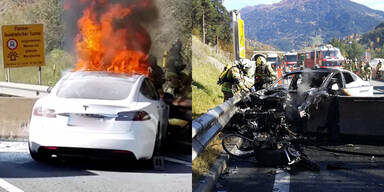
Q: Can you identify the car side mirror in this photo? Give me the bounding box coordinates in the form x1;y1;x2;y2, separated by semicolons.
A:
331;83;339;91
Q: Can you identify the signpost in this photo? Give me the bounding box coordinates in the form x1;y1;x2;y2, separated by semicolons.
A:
232;11;246;61
1;24;45;84
238;17;245;59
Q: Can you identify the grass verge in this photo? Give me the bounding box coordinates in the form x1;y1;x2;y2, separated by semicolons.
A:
192;35;232;189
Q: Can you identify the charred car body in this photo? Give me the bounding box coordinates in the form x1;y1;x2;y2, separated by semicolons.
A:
223;68;379;170
241;68;373;135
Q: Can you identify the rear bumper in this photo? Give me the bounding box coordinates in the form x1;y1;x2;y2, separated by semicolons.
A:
29;142;137;160
29;120;157;160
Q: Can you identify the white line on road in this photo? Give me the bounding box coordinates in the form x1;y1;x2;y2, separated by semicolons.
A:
164;157;192;167
0;179;24;192
272;168;290;192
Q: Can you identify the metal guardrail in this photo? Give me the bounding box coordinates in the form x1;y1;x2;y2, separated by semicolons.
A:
192;94;243;160
0;81;50;98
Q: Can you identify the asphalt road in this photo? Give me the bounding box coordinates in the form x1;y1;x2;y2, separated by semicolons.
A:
215;144;384;192
0;136;192;192
213;81;384;192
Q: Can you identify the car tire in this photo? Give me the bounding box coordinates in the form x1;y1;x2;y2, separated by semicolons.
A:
153;124;162;157
144;125;163;169
28;142;47;162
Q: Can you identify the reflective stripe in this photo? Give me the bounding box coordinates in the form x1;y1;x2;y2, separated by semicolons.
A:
222;86;232;92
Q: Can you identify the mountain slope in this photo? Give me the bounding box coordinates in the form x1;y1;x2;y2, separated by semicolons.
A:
240;0;384;50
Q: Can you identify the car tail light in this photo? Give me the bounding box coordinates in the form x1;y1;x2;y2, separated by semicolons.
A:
113;150;132;154
44;146;57;150
33;106;56;118
115;111;150;121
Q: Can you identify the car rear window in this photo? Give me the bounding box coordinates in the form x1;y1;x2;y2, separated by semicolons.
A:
56;74;136;100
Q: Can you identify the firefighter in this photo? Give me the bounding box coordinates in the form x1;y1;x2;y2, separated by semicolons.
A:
359;60;365;79
352;58;358;74
364;61;373;81
254;54;277;91
164;39;191;98
376;60;382;80
343;59;351;71
219;60;247;101
148;54;166;95
242;59;256;90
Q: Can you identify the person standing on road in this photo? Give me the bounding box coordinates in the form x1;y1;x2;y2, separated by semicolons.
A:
364;61;373;81
219;61;247;101
254;54;277;91
344;59;351;71
164;39;191;98
376;60;382;80
352;58;358;74
359;60;366;79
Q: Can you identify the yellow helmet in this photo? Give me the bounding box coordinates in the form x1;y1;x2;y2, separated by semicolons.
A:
256;56;266;66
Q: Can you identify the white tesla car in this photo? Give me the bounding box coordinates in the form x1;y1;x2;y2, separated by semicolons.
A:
29;71;169;161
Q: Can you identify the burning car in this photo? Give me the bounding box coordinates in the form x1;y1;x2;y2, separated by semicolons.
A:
241;68;373;134
29;71;169;161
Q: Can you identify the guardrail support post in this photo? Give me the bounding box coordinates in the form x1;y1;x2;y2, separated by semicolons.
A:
7;68;10;82
38;66;42;85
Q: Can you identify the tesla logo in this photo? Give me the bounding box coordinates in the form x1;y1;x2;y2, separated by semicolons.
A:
83;105;88;111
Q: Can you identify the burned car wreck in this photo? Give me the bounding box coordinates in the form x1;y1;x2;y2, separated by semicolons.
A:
222;68;376;171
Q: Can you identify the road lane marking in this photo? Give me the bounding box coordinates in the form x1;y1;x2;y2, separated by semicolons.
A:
0;179;24;192
164;157;192;167
272;168;290;192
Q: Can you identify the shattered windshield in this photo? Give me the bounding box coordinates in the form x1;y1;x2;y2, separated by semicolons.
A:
274;71;330;91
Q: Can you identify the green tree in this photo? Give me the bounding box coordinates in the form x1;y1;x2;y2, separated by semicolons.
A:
346;41;364;59
329;38;347;57
192;0;232;45
28;0;64;52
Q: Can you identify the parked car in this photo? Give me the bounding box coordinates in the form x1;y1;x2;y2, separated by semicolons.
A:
29;71;169;161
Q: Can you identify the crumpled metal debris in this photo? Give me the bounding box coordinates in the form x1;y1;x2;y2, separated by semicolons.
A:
224;89;320;172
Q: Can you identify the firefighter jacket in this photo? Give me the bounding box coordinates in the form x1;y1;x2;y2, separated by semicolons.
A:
377;62;382;72
221;66;245;94
254;62;277;84
365;62;372;72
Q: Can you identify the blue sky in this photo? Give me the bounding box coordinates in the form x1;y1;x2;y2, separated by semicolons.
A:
222;0;384;12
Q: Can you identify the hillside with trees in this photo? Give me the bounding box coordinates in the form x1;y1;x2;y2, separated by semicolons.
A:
192;0;233;54
241;0;384;51
360;21;384;58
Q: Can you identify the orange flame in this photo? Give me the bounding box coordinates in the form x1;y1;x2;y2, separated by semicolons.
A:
73;0;150;76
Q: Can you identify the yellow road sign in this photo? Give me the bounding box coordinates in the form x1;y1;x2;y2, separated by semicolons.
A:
2;24;45;68
238;18;245;59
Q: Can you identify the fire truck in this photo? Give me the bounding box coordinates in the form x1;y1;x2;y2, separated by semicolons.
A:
304;44;344;69
283;52;298;69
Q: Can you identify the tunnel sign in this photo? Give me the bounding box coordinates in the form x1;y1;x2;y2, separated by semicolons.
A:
1;24;45;68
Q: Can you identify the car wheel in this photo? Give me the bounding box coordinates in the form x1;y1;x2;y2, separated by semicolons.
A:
28;142;47;162
153;124;162;157
143;125;163;169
